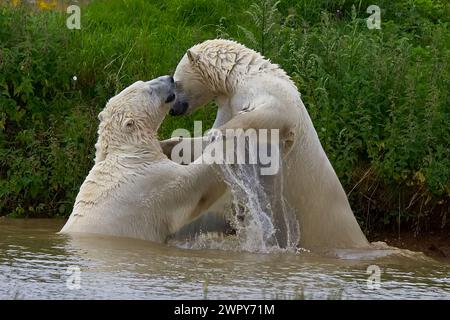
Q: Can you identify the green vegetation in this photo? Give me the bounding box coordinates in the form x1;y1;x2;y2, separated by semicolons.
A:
1;0;449;236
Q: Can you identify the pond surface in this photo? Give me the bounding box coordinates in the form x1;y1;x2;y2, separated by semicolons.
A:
0;219;449;299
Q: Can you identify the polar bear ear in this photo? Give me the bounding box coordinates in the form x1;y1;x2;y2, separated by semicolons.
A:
122;118;135;132
98;110;106;122
187;49;200;64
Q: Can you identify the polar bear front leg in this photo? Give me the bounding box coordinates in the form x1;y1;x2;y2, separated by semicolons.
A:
217;104;298;148
160;136;208;162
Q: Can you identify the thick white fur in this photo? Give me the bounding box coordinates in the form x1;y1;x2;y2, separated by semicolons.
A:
173;39;370;250
60;79;226;242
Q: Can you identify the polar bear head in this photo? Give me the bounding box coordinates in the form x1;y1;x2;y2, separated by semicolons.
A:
170;39;251;116
171;39;291;116
95;76;175;162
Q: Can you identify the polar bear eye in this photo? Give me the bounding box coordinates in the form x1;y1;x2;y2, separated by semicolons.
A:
148;87;153;95
123;118;135;131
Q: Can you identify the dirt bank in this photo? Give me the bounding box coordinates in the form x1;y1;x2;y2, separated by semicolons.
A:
369;231;450;263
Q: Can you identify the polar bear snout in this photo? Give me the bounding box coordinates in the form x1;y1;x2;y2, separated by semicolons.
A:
169;100;189;116
147;75;176;105
165;93;176;103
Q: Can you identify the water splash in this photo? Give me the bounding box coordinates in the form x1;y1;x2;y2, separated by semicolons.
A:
171;159;300;254
218;159;300;253
173;135;300;253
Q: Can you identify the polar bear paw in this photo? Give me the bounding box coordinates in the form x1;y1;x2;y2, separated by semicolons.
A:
205;128;223;143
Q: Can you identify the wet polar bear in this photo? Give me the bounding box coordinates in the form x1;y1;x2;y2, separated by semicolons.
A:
168;39;370;250
60;76;226;242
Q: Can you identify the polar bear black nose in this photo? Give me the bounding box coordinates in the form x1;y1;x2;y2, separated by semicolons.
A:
169;101;189;116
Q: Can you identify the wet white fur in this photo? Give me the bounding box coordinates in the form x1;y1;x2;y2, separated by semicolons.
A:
174;39;369;250
60;80;226;242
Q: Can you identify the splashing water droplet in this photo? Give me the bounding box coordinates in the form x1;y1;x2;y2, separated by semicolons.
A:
172;137;300;254
219;159;300;253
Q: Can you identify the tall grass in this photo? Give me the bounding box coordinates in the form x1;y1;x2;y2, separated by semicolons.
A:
0;0;449;235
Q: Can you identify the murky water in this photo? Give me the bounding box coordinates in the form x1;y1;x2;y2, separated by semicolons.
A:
0;218;449;299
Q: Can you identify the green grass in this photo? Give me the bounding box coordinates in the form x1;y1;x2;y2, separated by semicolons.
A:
0;0;449;235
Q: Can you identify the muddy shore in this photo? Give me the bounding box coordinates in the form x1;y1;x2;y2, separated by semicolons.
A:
370;231;450;263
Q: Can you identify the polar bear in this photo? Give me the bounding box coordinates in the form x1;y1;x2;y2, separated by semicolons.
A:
168;39;370;250
60;76;227;242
